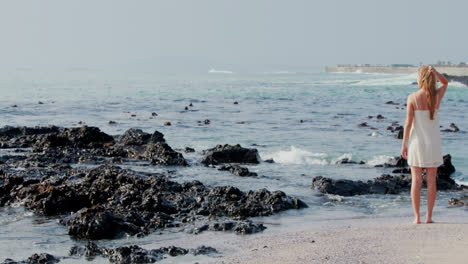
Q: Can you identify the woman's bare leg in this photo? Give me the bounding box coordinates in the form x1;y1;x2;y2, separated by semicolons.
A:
426;167;438;223
411;166;423;224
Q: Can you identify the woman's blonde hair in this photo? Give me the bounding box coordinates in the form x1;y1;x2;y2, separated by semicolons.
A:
418;65;437;120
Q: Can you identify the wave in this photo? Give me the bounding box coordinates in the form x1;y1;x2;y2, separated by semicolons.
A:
350;73;418;87
208;68;234;74
329;71;397;76
261;146;329;165
261;147;387;166
262;147;399;167
456;179;468;186
367;155;393;166
448;81;467;87
263;71;297;75
331;153;353;164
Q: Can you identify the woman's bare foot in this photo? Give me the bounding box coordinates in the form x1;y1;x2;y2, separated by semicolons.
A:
426;219;434;224
413;218;421;224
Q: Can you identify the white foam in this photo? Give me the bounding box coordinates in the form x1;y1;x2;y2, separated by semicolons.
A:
208;68;234;74
266;71;297;75
448;81;467;87
331;153;353;164
351;73;418;86
367;155;393;166
455;178;468;186
261;146;329;165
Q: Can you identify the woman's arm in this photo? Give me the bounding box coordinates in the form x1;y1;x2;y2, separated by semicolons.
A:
430;66;448;107
401;94;415;159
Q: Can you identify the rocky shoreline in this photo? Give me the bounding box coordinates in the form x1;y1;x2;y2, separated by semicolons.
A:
410;74;468;87
0;125;307;263
443;74;468;87
312;155;464;197
0;124;465;263
2;243;217;264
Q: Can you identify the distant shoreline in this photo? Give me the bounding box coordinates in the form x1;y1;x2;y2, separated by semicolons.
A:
325;65;468;76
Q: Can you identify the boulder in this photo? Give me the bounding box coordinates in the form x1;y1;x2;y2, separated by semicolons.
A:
144;142;187;166
69;241;102;258
436;154;456;189
335;158;365;165
33;126;114;149
1;253;60;264
60;206;142;240
189;220;265;235
311;174;411;196
312;176;370;196
358;122;369;127
69;242;217;264
26;184;91;215
396;127;404;139
201;144;260;165
217;164;258;177
26;253;59;264
59;126;115;148
392;168;411;174
442;123;460;132
118;129;165;146
175;147;195;153
374;156;407;168
0;126;61;148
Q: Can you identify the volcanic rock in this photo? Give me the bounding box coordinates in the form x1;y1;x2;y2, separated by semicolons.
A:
201;144;260;165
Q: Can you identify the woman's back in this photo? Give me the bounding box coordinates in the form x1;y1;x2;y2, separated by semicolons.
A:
413;90;441;111
408;91;443;168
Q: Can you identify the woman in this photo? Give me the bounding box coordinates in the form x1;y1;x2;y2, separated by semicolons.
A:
401;65;448;224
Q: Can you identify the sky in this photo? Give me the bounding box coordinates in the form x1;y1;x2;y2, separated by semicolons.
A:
0;0;466;72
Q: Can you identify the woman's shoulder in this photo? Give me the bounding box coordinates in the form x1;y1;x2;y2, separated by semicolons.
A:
406;92;419;109
410;91;425;99
407;92;418;101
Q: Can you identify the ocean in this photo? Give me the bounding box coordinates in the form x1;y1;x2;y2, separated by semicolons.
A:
0;69;467;262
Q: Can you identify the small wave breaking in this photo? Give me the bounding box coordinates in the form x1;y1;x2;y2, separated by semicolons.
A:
208;68;234;74
367;155;393;166
261;146;328;165
351;73;419;86
263;71;297;75
448;81;467;87
262;147;394;167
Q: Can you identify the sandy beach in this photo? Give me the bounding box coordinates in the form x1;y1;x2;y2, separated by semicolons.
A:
208;214;468;264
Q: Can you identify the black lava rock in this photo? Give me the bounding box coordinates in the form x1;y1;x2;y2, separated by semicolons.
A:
144;142;187;166
201;144;260;165
217;164;258;177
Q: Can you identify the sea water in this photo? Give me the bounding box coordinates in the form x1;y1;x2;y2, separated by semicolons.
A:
0;70;467;262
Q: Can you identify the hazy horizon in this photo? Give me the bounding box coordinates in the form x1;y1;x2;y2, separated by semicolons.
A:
0;0;466;73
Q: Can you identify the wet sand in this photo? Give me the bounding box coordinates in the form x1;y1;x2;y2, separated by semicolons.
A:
207;214;468;264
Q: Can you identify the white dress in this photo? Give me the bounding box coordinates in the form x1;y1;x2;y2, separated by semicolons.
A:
407;94;443;168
